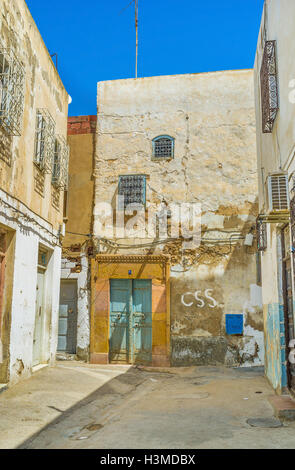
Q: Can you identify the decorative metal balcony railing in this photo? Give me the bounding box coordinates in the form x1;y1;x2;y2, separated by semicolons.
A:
260;40;279;133
0;48;25;136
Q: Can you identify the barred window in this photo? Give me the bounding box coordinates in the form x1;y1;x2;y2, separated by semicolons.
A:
118;175;146;209
34;109;55;172
52;135;69;190
152;135;174;160
0;47;25;136
260;40;279;133
256;219;267;252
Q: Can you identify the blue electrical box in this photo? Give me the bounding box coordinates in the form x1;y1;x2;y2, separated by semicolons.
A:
226;314;244;335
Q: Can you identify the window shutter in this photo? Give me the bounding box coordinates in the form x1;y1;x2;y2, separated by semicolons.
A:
268;174;289;211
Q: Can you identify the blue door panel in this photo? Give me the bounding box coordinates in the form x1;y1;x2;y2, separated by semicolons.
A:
109;279;152;365
110;280;132;363
132;280;152;364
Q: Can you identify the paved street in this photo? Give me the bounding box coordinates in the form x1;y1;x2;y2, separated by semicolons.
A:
0;362;294;449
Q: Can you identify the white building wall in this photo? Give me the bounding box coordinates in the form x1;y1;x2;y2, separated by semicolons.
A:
0;189;62;385
254;0;295;392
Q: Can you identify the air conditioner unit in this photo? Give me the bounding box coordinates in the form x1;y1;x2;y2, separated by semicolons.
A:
267;174;290;213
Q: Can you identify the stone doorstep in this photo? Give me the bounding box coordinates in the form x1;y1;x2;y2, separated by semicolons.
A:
56;353;77;362
268;394;295;421
0;384;7;395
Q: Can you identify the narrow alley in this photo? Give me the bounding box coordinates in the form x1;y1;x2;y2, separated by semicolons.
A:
0;362;294;449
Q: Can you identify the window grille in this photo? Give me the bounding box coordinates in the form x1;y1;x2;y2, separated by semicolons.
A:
34;109;55;173
260;40;279;133
256;219;267;252
0;47;25;136
52;135;69;190
268;174;289;211
152;135;174;159
118;175;146;209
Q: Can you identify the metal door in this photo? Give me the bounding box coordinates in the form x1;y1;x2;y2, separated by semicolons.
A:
33;271;45;366
109;279;152;365
58;281;78;354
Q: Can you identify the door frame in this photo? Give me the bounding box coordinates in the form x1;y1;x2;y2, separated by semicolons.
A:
90;254;170;367
32;245;52;367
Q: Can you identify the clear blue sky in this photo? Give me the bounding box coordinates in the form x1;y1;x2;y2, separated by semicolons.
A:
26;0;264;117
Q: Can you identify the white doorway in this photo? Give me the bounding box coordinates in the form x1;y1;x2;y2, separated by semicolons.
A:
32;247;49;367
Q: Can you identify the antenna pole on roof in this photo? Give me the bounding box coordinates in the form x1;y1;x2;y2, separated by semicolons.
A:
120;0;139;78
135;0;138;78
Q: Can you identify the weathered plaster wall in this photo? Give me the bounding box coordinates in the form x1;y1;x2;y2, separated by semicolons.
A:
93;71;263;367
65;116;96;247
0;189;62;384
0;0;68;229
0;0;68;384
59;116;97;360
254;0;295;392
0;227;14;383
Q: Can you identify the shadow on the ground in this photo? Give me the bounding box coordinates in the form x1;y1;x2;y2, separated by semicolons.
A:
17;365;169;449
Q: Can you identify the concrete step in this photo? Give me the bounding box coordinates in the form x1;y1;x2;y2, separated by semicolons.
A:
56;352;77;361
268;394;295;421
0;384;7;395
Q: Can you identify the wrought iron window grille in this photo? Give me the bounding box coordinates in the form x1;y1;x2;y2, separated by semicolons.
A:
0;47;25;136
34;109;55;173
260;40;279;133
118;175;146;210
52;135;69;190
152;135;174;160
256;219;267;252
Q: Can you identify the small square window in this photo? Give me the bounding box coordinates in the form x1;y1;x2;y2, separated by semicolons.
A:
152;135;174;160
118;175;146;209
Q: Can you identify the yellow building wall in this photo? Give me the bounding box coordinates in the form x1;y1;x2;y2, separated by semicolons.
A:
0;0;68;231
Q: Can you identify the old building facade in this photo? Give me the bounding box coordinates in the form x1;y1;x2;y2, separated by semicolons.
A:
254;0;295;395
0;0;69;385
90;71;264;367
58;116;96;361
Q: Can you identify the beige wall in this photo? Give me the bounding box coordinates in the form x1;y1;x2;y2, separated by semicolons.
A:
0;0;68;230
93;71;264;367
64;133;95;248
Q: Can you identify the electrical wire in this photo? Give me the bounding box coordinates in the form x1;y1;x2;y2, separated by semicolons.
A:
0;195;59;245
